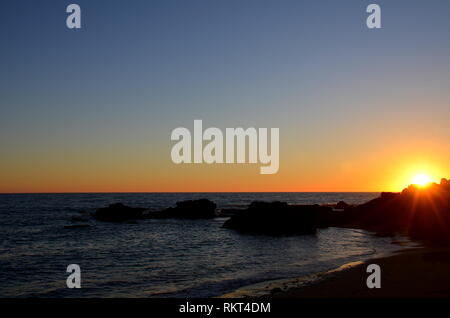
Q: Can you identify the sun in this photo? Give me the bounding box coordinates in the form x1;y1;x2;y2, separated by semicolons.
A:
412;174;432;187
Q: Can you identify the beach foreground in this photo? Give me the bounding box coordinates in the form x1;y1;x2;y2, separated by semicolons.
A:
273;247;450;298
222;247;450;298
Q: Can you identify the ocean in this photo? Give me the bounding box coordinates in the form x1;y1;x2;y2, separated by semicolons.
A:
0;193;414;297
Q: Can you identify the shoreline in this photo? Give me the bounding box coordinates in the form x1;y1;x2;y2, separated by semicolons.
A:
218;260;365;298
220;246;450;298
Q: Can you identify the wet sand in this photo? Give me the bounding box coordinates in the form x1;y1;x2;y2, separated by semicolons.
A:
222;247;450;298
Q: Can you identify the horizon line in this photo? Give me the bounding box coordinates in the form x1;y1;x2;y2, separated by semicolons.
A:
0;190;389;195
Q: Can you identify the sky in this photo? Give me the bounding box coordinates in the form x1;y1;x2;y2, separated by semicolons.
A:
1;0;450;193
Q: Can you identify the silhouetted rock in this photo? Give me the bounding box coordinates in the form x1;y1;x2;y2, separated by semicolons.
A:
90;180;450;244
338;182;450;244
95;203;146;222
148;199;217;219
223;201;331;235
380;192;398;199
218;208;245;217
335;201;351;210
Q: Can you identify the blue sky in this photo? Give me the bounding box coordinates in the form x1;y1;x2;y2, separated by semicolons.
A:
1;0;450;192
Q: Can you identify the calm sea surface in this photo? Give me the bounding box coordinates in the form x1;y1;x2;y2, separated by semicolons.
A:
0;193;413;297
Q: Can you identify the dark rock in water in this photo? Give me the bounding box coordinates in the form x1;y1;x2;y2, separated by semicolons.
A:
94;199;217;221
380;192;398;199
148;199;217;219
223;201;331;235
64;224;90;229
335;201;351;210
218;208;245;217
338;182;450;244
95;203;146;222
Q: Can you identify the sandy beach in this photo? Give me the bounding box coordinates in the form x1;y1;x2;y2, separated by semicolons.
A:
221;247;450;298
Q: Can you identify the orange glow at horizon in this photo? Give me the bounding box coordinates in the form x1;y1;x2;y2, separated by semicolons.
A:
0;160;447;194
0;136;448;193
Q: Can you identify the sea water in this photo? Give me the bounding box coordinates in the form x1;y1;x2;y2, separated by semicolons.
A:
0;193;414;297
